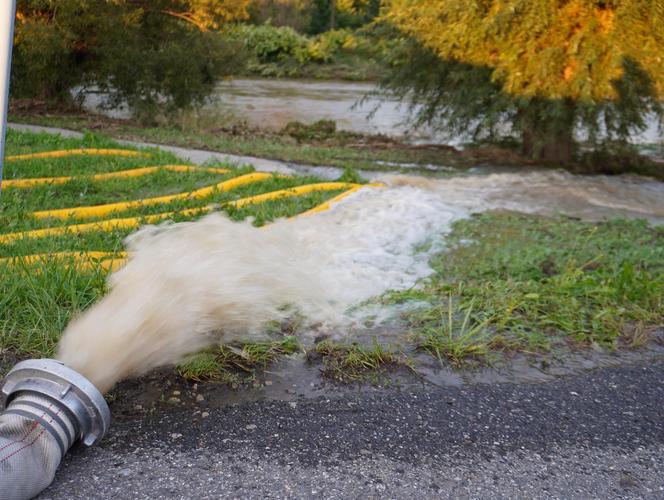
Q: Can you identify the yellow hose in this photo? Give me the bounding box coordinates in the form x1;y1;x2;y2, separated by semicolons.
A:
5;148;148;161
0;211;196;244
3;165;229;189
227;182;359;208
32;172;274;220
0;251;127;265
0;182;366;244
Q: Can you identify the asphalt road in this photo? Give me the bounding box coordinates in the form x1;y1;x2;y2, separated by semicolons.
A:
38;360;664;499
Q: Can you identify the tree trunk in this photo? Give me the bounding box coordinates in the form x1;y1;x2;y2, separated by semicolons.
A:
518;99;577;164
330;0;336;30
522;125;576;164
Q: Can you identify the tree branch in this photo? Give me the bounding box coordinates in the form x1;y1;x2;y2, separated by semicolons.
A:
161;9;208;31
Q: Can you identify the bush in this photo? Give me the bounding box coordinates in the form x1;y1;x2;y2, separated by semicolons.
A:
283;119;337;141
228;23;309;63
307;29;354;62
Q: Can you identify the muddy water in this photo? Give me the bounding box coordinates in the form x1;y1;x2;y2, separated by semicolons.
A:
57;170;664;394
214;79;663;146
83;78;663;146
211;79;429;140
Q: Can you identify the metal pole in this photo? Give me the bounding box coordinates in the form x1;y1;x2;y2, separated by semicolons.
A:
0;0;17;192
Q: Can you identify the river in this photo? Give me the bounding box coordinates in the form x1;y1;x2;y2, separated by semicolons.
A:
83;78;663;147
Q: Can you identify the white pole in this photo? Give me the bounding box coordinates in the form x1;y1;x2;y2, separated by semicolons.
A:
0;0;17;192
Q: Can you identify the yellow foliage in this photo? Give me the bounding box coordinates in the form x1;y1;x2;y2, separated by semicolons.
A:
163;0;251;29
385;0;664;101
337;0;371;15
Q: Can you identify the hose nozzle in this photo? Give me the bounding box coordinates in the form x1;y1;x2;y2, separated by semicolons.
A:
1;358;110;451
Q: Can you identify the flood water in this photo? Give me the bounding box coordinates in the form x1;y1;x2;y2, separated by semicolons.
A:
214;79;663;146
74;79;664;396
84;78;663;146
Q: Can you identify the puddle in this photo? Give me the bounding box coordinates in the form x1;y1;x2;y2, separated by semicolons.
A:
107;328;664;418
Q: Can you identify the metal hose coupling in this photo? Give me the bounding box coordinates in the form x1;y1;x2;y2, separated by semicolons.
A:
1;358;110;457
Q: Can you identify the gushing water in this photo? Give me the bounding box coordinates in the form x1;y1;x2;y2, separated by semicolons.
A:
56;170;664;392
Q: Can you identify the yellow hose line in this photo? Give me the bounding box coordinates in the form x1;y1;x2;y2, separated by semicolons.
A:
32;172;273;220
2;182;381;270
5;148;148;161
226;182;358;208
0;211;193;244
0;251;127;266
3;165;229;189
0;182;366;244
297;186;363;216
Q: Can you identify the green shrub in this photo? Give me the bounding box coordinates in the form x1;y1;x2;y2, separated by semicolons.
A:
307;29;354;62
283;119;337;141
228;23;309;63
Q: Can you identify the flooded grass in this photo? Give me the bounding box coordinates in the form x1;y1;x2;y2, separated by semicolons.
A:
176;336;301;385
313;340;409;383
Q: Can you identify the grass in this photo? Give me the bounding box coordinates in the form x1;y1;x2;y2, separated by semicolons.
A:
176;336;301;385
2;128;662;385
8;110;479;174
313;340;408;383
383;212;664;364
0;129;358;362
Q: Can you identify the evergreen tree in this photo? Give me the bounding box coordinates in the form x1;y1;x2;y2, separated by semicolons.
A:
383;0;663;162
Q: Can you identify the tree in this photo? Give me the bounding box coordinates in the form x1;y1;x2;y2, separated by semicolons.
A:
11;0;250;122
382;0;664;162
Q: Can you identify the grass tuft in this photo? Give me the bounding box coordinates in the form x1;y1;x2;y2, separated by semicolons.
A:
313;340;407;382
176;336;301;383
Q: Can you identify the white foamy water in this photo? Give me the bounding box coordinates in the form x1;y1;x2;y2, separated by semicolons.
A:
57;171;664;392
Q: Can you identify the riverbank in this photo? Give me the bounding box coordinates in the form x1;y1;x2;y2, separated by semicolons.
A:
9;103;664;180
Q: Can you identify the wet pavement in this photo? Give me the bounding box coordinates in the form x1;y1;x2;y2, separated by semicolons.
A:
40;359;664;499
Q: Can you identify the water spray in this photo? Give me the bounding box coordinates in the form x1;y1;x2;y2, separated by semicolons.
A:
0;359;110;500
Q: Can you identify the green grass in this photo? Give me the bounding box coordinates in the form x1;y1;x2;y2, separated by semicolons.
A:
313;340;408;382
0;129;357;360
176;336;301;385
383;212;664;364
2;128;662;384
